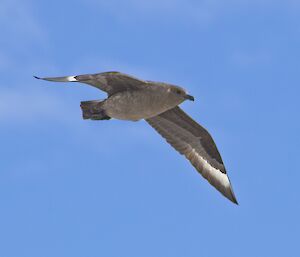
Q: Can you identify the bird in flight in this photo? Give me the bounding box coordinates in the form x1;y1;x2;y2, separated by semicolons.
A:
35;71;238;204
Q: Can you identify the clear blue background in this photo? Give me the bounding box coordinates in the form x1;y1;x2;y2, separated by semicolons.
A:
1;1;299;256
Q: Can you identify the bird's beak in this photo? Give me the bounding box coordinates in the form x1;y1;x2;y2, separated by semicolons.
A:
185;94;195;101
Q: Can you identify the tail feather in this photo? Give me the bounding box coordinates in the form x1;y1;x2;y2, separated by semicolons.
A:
80;100;111;120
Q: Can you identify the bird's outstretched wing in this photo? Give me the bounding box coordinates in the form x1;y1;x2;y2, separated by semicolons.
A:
34;71;146;96
146;106;238;204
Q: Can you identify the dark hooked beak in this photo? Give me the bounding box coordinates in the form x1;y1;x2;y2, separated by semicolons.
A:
185;94;195;101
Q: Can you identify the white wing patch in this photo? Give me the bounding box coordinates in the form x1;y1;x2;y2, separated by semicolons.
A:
67;76;77;82
189;148;230;189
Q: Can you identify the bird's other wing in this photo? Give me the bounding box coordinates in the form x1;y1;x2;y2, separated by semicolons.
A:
146;106;238;204
34;71;146;96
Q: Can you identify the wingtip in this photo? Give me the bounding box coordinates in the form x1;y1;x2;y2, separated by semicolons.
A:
227;186;239;205
33;75;41;79
231;196;239;205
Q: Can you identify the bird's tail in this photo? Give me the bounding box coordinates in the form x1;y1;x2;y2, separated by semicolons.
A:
80;100;111;120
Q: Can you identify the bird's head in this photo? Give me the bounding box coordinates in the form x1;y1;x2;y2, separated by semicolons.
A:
168;86;194;102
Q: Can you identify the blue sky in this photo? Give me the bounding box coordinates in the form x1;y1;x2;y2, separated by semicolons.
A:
1;0;300;256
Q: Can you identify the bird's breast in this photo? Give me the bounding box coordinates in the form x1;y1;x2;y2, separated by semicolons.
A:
103;90;181;121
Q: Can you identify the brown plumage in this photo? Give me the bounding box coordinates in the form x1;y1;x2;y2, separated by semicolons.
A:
35;71;238;204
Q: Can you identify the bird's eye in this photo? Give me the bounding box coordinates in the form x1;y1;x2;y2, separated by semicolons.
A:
176;89;181;94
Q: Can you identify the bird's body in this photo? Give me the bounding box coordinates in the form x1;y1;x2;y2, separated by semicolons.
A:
35;71;238;204
103;84;186;120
